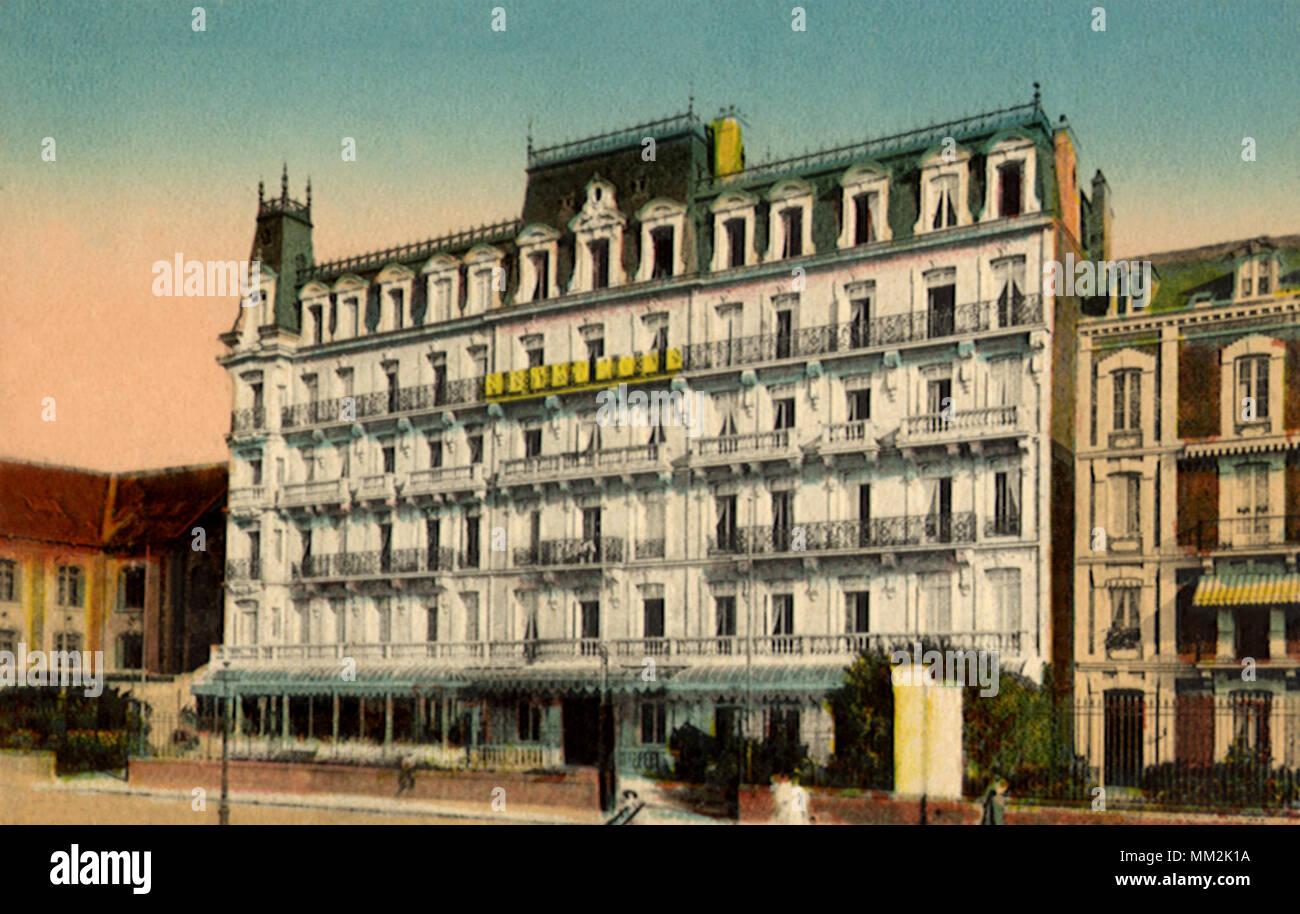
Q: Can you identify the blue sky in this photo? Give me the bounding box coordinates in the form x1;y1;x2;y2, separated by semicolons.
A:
1;0;1297;470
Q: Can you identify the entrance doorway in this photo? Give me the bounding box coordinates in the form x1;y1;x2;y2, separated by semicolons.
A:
563;697;601;766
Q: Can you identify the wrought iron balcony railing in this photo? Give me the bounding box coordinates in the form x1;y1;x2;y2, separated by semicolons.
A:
231;407;266;434
708;514;977;555
281;377;485;429
226;558;260;582
513;537;625;567
501;444;667;480
680;298;1041;373
293;547;456;580
1179;514;1300;552
635;539;666;559
984;514;1021;537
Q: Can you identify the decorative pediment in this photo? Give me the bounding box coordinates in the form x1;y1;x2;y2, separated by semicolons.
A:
331;273;368;294
420;253;460;275
375;262;415;284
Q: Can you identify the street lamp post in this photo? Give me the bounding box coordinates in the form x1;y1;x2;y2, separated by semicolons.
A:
219;661;231;826
597;643;613;811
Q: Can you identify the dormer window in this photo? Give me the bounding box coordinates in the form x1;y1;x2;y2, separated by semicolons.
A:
765;179;815;263
725;219;745;267
1236;258;1278;301
568;176;625;294
997;162;1022;217
838;165;892;249
530;253;550;299
780;209;803;258
651;228;673;279
636;199;687;282
710;191;758;271
590;239;610;289
930;175;958;229
515;225;559;304
982;137;1039;224
421;254;461;323
463;245;504;312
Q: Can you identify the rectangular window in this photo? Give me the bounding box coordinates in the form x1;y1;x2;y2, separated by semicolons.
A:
426;517;441;569
993;470;1021;534
1258;274;1271;295
473;270;492;310
772;594;794;635
931;174;957;229
467;434;483;465
651;227;674;279
247;532;260;579
518;701;542;742
988;569;1021;632
846;592;869;634
524;427;542;458
428;434;442;468
1112;474;1140;537
526;344;544;369
853;193;874;245
643;598;665;639
1237;356;1269;420
849;297;871;347
773;397;796;431
377;598;392;642
123;566;146;609
998;162;1023;218
55;631;82;653
923;573;952;632
530;252;550;301
433;277;452;321
426;602;438;643
579;600;600;641
715;596;736;637
0;560;15;602
590;239;610;289
640;702;667;745
462;592;479;642
338;447;350;479
336;367;354;397
382;444;396;474
715;495;737;550
249;457;262;487
725;218;745;268
1111;587;1139;630
57;566;84;607
309;305;323;344
463;515;480;568
781;208;803;258
847;389;870;422
927;281;956;338
1113;369;1141;430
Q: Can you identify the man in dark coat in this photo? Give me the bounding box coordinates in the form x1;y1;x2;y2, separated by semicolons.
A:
980;776;1008;825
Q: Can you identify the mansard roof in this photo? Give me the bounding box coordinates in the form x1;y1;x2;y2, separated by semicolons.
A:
1129;234;1300;313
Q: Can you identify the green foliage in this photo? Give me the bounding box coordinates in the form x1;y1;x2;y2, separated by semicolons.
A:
962;665;1087;799
0;686;141;773
824;650;894;789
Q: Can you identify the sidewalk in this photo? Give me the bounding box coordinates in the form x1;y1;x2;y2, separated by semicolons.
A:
36;773;602;825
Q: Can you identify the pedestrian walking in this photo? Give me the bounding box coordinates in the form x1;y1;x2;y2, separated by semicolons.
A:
980;776;1008;825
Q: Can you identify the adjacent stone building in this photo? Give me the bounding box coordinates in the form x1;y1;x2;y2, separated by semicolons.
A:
1074;235;1300;786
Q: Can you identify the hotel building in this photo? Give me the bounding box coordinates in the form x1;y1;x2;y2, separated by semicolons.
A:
205;90;1104;776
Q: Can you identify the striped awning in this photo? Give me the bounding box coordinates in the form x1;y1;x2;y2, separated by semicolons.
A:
665;662;849;702
1191;572;1300;607
192;664;470;697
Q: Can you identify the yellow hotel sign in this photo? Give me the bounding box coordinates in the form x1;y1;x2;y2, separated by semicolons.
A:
484;349;682;402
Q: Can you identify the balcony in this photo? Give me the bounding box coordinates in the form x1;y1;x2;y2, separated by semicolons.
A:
513;537;625;567
823;420;873;450
282;479;347;508
230;407;266;436
692;430;796;464
900;406;1020;448
280;378;485;430
500;444;669;486
708;514;977;556
680;298;1042;373
1179;515;1300;553
406;464;482;496
357;474;396;502
293;548;456;581
228;486;266;511
635;539;665;560
226;558;260;582
984;514;1021;538
211;631;1024;669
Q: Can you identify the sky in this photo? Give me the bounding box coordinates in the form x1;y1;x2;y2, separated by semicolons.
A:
1;0;1297;472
